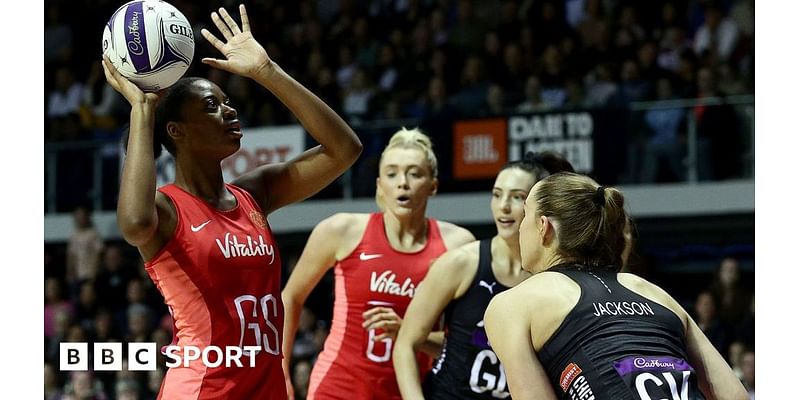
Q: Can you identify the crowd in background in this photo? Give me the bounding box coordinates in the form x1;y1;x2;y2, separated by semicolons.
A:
44;0;755;398
45;0;756;211
45;0;755;134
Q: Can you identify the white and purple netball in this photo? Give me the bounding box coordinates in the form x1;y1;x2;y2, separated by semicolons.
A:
102;0;195;91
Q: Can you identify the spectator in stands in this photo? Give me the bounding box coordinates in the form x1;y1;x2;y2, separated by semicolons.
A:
115;360;136;390
637;40;666;83
115;379;140;400
48;67;84;120
126;304;153;343
353;17;380;69
66;206;104;286
562;78;586;109
375;44;400;93
91;308;120;344
694;3;739;62
693;291;729;355
449;0;487;54
694;66;742;180
576;0;607;54
654;1;681;39
674;49;698;98
74;280;99;329
482;84;507;117
613;6;645;56
584;63;619;107
498;42;528;102
293;360;313;400
453;55;490;115
292;307;323;362
313;67;341;113
728;341;746;379
44;4;73;65
531;0;569;49
63;371;108;400
558;34;586;82
740;350;755;399
708;257;753;330
658;26;689;73
46;309;72;364
516;76;553;113
304;49;326;87
427;48;455;95
45;277;73;338
730;0;754;40
80;60;125;133
619;59;651;103
640;77;686;183
409;77;456;122
336;44;358;90
66;324;89;345
538;44;568;107
95;245;134;312
48;67;86;141
44;361;63;400
481;31;503;79
342;68;376;123
717;61;748;96
429;8;449;47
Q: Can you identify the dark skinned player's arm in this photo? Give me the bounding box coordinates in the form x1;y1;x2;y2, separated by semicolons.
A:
102;56;162;247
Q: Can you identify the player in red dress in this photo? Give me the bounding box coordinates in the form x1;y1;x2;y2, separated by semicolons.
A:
282;128;476;400
105;5;362;399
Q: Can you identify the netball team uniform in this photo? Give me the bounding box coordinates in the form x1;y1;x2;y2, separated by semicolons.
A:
539;265;705;400
308;212;447;400
145;184;286;400
424;239;512;399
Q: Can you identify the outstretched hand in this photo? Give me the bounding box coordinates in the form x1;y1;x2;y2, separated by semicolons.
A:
101;56;161;106
201;4;272;79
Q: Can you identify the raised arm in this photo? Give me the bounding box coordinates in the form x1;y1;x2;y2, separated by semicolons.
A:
200;5;362;214
685;317;748;400
393;244;477;400
102;57;162;247
281;214;354;398
485;291;558;400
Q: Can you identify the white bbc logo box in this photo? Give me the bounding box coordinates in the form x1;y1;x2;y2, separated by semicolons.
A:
60;343;157;371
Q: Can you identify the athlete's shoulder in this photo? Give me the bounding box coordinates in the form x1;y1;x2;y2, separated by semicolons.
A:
525;270;575;289
421;240;481;298
316;212;371;236
618;272;689;325
435;220;476;250
617;272;676;303
430;240;480;273
509;271;580;307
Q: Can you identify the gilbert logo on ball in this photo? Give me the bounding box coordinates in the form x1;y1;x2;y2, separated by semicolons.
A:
102;0;195;91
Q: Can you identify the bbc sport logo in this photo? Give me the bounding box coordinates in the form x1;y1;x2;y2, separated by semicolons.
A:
60;343;262;371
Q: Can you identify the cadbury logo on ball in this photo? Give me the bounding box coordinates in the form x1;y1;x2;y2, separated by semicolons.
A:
127;11;144;56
